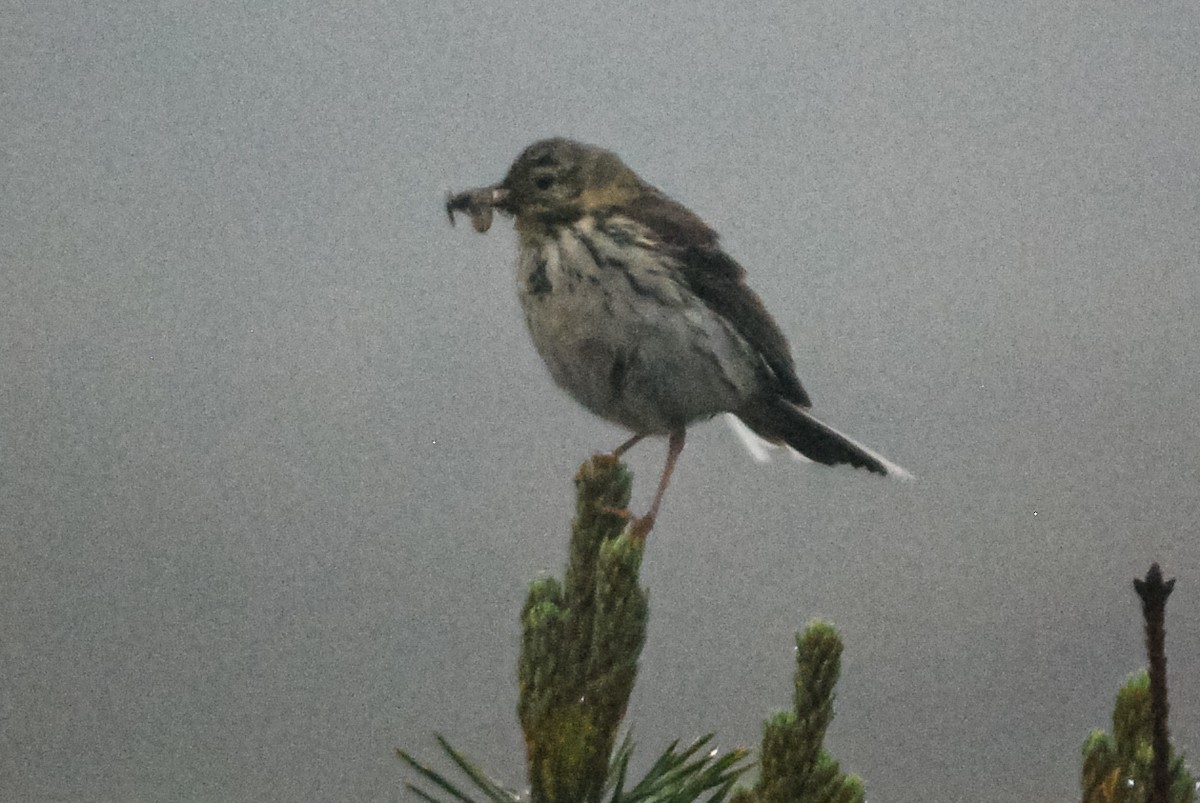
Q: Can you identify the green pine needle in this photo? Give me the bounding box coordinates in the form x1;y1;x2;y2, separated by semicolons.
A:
397;737;522;803
399;732;750;803
614;734;752;803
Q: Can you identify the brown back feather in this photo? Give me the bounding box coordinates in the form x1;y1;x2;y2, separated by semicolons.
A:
616;189;812;408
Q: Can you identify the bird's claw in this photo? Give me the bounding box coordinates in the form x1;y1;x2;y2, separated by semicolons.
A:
627;514;655;541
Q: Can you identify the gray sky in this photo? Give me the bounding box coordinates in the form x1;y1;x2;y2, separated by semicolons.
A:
4;2;1199;801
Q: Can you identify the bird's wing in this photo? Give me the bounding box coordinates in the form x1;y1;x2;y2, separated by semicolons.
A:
612;189;812;408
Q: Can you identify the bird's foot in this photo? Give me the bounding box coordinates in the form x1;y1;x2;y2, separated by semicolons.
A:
594;451;621;466
627;513;656;541
601;505;632;521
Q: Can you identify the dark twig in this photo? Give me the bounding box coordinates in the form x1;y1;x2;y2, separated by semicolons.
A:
1133;563;1176;803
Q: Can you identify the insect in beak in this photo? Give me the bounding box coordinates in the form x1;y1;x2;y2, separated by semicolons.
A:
445;186;509;233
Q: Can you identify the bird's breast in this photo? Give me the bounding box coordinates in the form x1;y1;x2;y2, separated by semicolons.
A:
515;223;763;434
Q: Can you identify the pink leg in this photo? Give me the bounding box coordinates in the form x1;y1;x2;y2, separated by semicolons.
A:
630;429;686;539
599;434;645;521
611;434;644;458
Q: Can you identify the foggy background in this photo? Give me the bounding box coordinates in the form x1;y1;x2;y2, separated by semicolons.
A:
4;2;1199;801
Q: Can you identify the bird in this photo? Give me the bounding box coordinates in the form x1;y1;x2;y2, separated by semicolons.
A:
446;138;910;538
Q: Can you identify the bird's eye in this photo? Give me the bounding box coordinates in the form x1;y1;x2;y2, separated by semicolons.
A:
534;175;554;190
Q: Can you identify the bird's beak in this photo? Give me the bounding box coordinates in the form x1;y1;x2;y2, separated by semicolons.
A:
445;185;510;233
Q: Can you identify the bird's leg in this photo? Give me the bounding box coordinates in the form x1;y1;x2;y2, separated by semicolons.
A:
629;429;686;540
611;434;645;458
600;434;646;521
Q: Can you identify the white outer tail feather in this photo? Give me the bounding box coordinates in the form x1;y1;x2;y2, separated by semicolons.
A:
723;412;914;480
724;414;811;464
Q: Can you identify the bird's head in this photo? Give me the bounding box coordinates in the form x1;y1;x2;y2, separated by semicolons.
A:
447;138;643;233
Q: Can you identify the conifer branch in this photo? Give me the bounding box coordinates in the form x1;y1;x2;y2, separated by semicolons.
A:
1134;564;1176;803
1080;565;1194;803
732;621;864;803
518;455;648;803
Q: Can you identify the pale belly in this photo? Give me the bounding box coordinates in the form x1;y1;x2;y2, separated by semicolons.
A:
515;226;762;434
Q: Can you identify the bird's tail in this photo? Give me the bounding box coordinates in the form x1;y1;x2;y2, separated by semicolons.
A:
732;398;913;480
